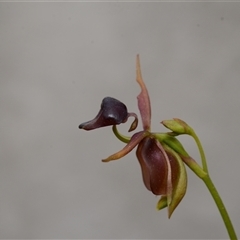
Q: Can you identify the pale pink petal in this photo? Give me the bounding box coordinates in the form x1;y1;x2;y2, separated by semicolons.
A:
102;131;148;162
136;55;151;131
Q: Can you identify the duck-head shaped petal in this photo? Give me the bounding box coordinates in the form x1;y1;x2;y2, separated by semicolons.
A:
79;97;138;131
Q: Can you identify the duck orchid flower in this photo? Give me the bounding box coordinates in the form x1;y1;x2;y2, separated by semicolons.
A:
78;55;238;240
79;55;187;217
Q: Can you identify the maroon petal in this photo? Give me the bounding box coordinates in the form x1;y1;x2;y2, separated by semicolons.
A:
136;136;169;195
136;55;151;131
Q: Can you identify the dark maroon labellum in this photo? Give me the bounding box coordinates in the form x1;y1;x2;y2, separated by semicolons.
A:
79;97;129;130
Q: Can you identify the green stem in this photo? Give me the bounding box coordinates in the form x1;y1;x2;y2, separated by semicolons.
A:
190;129;209;174
112;125;130;143
191;130;237;240
202;174;237;240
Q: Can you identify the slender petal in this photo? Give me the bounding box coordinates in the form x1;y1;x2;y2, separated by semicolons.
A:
127;112;138;132
102;131;148;162
136;55;151;131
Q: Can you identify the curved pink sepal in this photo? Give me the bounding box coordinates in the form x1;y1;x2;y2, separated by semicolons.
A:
102;131;148;162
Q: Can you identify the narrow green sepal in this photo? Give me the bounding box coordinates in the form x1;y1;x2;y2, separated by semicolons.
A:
181;155;208;179
154;133;189;157
163;145;187;218
156;195;168;211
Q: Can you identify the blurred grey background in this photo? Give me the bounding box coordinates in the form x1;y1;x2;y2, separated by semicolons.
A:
0;2;240;239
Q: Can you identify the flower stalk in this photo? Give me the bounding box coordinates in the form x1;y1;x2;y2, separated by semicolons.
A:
203;174;237;240
190;129;209;174
192;132;237;240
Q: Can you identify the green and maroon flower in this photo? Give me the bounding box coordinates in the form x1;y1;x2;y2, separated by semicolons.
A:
79;55;187;217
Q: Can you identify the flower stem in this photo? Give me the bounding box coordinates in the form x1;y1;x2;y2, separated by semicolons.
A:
190;129;209;174
112;125;130;143
191;130;237;240
202;174;237;240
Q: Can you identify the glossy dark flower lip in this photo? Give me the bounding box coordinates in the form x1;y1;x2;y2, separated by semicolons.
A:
79;97;138;132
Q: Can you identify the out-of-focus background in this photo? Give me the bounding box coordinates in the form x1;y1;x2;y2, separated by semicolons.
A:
1;2;240;239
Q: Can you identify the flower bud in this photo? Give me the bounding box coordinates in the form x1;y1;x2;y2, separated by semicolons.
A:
161;118;192;135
